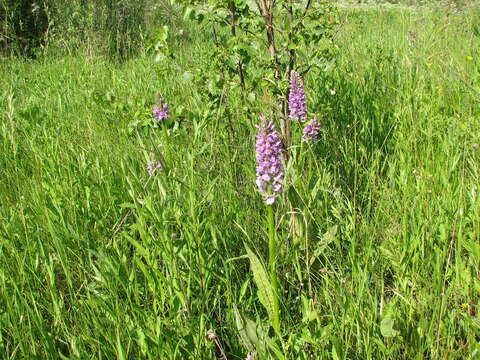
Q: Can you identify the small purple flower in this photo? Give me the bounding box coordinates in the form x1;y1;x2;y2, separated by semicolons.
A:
147;161;163;175
255;117;284;205
302;118;321;142
288;70;307;122
153;99;169;121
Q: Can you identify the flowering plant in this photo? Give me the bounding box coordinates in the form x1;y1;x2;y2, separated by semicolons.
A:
255;118;284;205
153;98;169;122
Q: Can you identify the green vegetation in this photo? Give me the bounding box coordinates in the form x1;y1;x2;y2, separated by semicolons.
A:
0;0;180;59
1;2;480;359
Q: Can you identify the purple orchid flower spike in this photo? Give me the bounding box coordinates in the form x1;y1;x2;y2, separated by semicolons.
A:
302;118;321;142
288;70;307;122
147;161;163;176
255;116;284;205
153;98;169;121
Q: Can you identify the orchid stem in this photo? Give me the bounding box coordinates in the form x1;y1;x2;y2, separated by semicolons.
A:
267;204;280;334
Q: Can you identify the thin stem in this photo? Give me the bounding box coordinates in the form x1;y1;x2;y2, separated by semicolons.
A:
307;143;313;184
267;204;280;334
229;1;246;90
286;0;295;79
259;0;279;73
162;123;171;177
298;126;305;168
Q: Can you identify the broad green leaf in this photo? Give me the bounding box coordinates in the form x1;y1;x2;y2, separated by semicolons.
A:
183;6;195;20
136;328;147;355
116;331;126;360
182;72;194;82
245;317;260;350
233;305;255;352
331;339;342;360
245;245;275;321
234;307;274;357
380;318;399;337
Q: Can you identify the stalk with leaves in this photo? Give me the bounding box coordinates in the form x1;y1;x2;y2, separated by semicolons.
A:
254;117;284;333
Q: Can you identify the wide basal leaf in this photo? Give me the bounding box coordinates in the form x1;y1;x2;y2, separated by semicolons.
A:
233;305;255;352
380;317;399;337
245;245;275;321
234;305;272;357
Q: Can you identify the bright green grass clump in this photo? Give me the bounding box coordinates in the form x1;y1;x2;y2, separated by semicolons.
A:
1;4;479;359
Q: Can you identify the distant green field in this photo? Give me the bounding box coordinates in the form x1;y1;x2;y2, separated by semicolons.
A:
1;3;479;359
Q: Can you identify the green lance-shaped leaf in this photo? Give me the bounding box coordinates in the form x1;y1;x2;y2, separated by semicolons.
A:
245;245;275;321
380;317;399;337
234;305;270;356
233;305;255;352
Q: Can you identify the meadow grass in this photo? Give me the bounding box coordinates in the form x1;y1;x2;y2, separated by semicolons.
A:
1;3;480;359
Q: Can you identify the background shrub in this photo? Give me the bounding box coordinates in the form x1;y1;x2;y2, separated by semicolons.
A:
0;0;48;56
0;0;181;59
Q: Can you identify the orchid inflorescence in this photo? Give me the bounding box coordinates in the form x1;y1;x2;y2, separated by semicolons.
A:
153;98;169;122
255;117;284;205
290;70;320;143
147;161;163;176
288;70;307;122
302;118;321;142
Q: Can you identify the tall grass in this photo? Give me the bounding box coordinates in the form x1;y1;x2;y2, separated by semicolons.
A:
1;3;479;359
1;0;181;59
